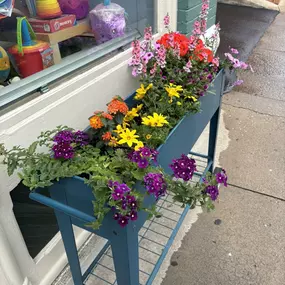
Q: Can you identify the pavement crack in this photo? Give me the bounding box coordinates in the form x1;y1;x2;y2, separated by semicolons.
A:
228;183;285;202
222;103;285;118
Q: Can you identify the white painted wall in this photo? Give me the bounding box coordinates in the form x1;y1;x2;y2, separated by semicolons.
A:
0;1;178;284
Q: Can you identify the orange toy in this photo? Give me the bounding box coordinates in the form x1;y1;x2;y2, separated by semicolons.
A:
36;0;62;19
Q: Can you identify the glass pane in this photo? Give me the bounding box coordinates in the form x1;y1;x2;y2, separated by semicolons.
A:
0;0;155;104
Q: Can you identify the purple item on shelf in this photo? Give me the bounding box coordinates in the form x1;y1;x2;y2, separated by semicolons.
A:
58;0;89;20
89;2;126;44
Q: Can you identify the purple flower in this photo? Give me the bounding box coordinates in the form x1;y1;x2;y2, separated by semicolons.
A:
144;173;167;199
216;169;228;187
112;188;124;201
207;74;213;80
140;147;152;157
151;149;159;164
113;213;121;220
128;151;141;163
118;183;131;193
138;158;149;169
118;216;129;227
53;130;74;143
52;142;74;159
206;185;219;201
169;154;196;181
129;211;138;221
126;195;137;209
74;131;89;146
121;199;128;210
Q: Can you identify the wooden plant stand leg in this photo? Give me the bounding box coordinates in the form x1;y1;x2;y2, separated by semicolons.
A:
54;210;84;285
208;106;221;173
111;226;140;285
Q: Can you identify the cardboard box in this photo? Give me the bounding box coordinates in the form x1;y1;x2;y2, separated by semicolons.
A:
29;15;77;33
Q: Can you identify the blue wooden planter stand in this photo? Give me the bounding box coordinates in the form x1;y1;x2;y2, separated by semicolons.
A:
30;70;225;285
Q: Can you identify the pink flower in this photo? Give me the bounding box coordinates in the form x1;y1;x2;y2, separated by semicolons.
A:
202;3;209;11
224;53;234;62
194;21;201;28
233;59;241;68
212;57;220;67
164;14;170;27
230;48;239;54
144;27;152;41
183;60;192;73
234;79;244;86
240;61;248;70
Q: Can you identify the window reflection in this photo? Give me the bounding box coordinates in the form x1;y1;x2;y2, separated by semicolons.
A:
0;0;154;88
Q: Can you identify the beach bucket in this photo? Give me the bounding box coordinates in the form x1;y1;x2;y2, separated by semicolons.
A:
9;17;54;78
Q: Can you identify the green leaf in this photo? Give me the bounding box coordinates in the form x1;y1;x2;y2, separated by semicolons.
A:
28;142;38;155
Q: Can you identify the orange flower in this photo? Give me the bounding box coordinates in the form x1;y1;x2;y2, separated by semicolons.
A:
108;136;118;147
90;116;104;129
102;131;112;141
107;96;129;115
102;112;113;120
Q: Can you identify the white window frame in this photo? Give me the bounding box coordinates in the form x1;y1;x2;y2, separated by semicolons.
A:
0;1;177;285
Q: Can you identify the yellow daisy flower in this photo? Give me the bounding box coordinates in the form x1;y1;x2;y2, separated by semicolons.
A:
134;141;144;151
135;83;153;100
146;134;152;140
124;104;143;122
165;83;183;102
118;128;139;147
142;113;169;127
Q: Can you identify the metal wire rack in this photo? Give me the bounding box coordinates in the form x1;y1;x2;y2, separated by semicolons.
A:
82;153;211;285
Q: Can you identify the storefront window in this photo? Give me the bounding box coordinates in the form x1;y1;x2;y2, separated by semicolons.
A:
0;0;155;106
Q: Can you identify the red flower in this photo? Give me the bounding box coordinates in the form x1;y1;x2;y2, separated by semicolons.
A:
192;40;214;63
157;32;191;57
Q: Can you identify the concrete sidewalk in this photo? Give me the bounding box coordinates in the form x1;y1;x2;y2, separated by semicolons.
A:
162;11;285;285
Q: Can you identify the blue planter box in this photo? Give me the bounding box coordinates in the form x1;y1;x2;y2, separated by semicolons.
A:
30;70;224;285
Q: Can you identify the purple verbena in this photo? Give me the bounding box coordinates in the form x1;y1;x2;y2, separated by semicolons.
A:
206;185;219;201
144;172;167;199
215;169;228;187
169;154;197;181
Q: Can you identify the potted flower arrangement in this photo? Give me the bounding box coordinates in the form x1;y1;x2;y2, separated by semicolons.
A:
0;9;249;285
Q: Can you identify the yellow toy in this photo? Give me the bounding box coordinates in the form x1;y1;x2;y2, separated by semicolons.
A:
0;46;10;83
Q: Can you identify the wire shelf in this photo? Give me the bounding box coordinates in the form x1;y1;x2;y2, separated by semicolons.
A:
83;153;210;285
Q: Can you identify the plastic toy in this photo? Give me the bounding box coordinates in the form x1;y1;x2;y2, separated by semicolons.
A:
58;0;89;20
9;17;54;78
0;46;10;83
89;0;126;44
36;0;62;19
